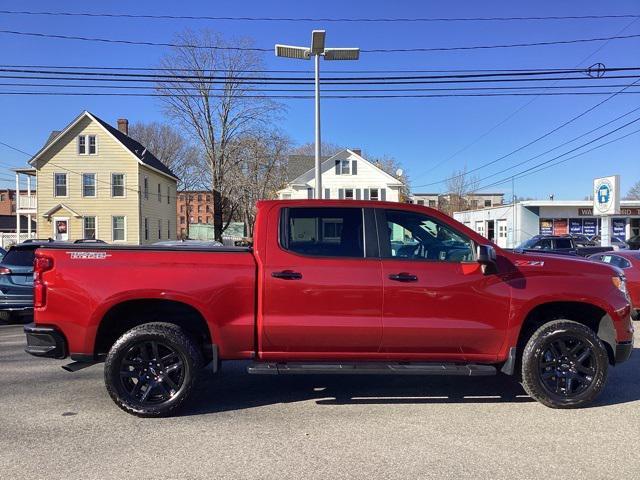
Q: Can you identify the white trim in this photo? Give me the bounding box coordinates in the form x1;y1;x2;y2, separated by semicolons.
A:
81;172;97;198
42;203;82;219
111;215;127;243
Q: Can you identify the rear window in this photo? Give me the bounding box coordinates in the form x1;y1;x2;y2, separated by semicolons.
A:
282;207;364;258
554;238;573;249
2;248;36;267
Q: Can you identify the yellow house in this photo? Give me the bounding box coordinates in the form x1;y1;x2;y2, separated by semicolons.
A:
28;111;178;245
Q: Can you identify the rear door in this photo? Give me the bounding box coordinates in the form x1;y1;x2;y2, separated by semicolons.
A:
260;206;383;359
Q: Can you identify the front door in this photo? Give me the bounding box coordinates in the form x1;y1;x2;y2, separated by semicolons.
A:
378;208;510;362
496;219;508;248
260;206;383;360
53;217;69;241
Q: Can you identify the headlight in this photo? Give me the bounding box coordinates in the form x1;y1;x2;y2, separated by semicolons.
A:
612;274;630;301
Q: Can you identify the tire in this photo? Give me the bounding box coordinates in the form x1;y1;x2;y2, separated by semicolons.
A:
521;319;609;409
104;322;203;417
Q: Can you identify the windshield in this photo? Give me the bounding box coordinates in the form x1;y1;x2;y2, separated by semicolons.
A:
517;238;539;249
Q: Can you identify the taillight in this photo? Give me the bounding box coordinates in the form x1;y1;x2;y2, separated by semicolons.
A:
0;267;11;275
33;254;54;308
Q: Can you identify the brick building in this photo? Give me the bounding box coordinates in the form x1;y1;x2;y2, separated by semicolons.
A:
0;189;37;215
176;190;213;237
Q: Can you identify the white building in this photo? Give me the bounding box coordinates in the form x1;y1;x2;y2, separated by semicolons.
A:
410;192;504;210
453;199;640;249
277;149;404;202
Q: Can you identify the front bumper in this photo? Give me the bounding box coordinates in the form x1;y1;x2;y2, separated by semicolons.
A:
24;323;67;359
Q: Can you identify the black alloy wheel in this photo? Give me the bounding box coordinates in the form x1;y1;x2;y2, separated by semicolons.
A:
537;336;596;398
119;340;186;405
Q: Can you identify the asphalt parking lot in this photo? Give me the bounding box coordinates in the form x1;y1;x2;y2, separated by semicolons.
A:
1;324;639;480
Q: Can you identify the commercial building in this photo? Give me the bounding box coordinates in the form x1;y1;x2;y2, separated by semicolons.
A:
453;199;640;248
176;190;213;238
410;192;504;210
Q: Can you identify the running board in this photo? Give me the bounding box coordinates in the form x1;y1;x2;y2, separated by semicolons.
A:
247;362;496;376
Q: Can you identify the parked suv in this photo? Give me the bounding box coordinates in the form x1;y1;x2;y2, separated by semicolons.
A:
0;241;67;322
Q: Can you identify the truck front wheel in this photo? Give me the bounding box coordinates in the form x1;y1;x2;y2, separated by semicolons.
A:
521;319;609;408
104;322;203;417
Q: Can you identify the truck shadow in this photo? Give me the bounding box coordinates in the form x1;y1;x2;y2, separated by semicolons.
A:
183;347;640;416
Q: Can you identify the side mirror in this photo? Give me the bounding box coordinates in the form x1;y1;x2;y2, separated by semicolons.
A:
477;244;498;275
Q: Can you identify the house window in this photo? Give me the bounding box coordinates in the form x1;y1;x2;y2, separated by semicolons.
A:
157;184;162;202
370;188;379;201
180;205;185;213
197;205;202;213
111;173;125;197
54;173;67;197
197;216;202;223
167;186;170;204
344;188;354;200
484;199;492;207
83;216;96;240
282;193;291;200
144;218;149;241
88;135;97;154
417;200;425;206
112;216;126;241
167;220;171;239
143;177;149;199
78;135;97;155
82;173;96;197
180;216;185;225
197;194;202;202
428;200;437;208
158;219;162;239
340;159;351;175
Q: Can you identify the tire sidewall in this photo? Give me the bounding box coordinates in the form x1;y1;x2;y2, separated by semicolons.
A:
105;327;198;417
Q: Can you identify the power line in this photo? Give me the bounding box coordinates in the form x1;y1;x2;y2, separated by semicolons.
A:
1;10;638;23
1;91;639;99
413;78;640;187
2;29;640;53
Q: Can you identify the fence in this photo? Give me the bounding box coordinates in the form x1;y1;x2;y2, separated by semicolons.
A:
0;232;36;249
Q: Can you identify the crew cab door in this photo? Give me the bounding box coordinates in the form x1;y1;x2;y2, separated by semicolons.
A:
260;206;382;359
377;208;510;361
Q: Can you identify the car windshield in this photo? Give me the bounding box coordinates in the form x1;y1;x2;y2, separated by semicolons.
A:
2;248;36;267
517;238;539;249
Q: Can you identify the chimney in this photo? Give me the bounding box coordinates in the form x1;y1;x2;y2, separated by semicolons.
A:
351;148;362;156
117;118;129;136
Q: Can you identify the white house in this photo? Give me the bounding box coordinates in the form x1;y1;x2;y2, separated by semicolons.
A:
278;149;404;201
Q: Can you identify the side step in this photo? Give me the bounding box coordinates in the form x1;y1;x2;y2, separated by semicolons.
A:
247;362;496;376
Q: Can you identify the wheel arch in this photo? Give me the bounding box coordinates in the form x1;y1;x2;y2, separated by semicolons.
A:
94;298;214;361
516;301;615;366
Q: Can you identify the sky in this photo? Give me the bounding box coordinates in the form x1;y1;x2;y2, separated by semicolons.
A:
0;0;639;200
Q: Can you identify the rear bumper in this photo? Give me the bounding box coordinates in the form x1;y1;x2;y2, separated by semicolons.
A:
24;323;67;359
615;340;634;364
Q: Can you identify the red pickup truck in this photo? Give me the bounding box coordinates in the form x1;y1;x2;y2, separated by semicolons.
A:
25;200;634;416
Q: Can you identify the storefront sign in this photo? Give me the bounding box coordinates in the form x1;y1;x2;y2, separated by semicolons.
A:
593;175;621;216
578;208;640;216
569;218;583;234
539;218;553;235
583;218;598;236
553;219;568;235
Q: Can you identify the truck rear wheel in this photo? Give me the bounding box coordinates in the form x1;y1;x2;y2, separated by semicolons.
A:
104;322;202;417
521;319;608;408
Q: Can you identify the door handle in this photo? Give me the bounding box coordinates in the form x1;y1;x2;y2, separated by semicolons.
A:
388;272;418;282
271;270;303;280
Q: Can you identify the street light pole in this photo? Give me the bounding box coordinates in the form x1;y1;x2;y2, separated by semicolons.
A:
314;52;321;198
275;31;359;199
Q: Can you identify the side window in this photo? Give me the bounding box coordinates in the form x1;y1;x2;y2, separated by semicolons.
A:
554;238;573;249
283;207;364;258
382;210;474;262
534;239;553;250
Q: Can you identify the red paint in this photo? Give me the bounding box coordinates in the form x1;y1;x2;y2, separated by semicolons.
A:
33;200;634;363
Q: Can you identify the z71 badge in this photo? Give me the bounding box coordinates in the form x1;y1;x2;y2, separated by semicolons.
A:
514;260;545;267
66;251;111;260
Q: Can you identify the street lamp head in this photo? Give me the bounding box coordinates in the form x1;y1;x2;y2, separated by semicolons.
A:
274;44;310;60
311;30;326;55
323;48;360;61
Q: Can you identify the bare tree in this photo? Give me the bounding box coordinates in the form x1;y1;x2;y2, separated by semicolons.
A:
441;166;479;215
129;121;205;237
157;29;282;241
624;180;640;200
289;141;344;157
365;153;411;201
228;132;290;236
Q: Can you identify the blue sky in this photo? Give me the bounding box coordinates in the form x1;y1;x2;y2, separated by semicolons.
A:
0;0;639;199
